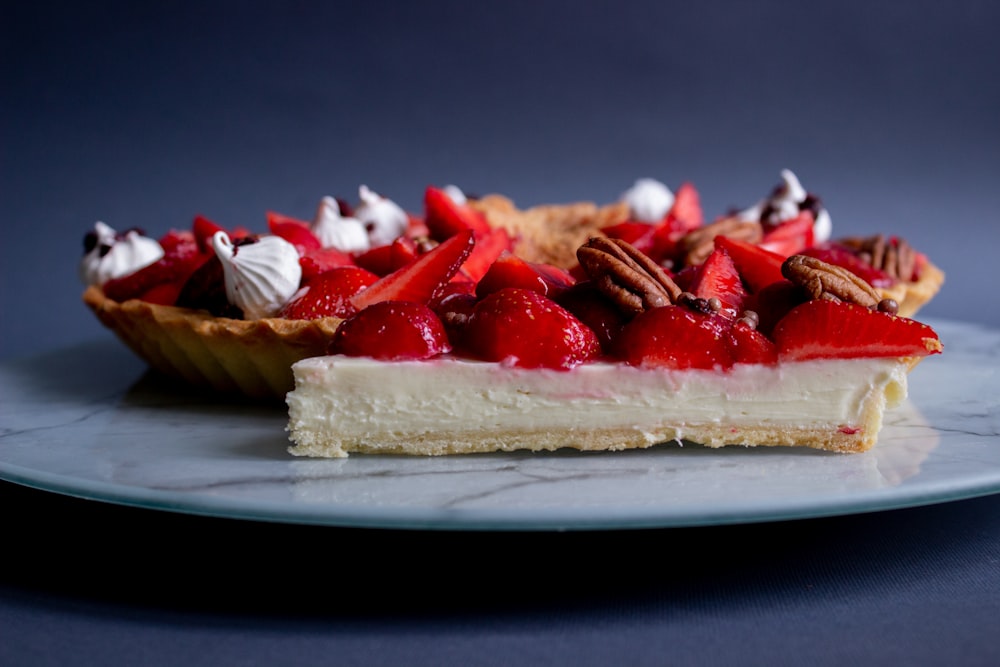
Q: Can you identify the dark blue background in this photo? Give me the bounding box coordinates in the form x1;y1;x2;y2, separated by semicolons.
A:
2;0;999;359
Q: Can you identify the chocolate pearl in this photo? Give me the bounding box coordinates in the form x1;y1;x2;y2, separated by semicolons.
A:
877;298;899;315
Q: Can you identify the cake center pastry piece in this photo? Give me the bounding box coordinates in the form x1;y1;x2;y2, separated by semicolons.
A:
79;172;944;457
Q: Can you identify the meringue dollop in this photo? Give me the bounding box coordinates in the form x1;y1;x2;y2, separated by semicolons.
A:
354;185;409;247
621;178;675;223
79;221;165;286
312;196;371;253
212;231;302;319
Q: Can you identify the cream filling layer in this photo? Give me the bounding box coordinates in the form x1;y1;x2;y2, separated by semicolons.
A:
286;357;909;455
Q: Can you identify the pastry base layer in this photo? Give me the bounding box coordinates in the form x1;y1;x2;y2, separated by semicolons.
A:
286;356;917;458
83;286;343;399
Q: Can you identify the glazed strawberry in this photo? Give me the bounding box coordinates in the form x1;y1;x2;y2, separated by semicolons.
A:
664;181;703;233
423;185;491;240
174;254;240;317
351;229;475;310
457;227;512;283
713;236;786;293
772;299;943;361
353;235;421;276
331;301;452;360
726;318;778;365
554;281;626;352
686;246;747;319
267;211;322;252
279;266;379;320
613;305;733;370
102;232;205;303
759;210;814;256
192;215;249;254
475;251;575;299
746;279;808;337
463;288;601;369
299;246;356;283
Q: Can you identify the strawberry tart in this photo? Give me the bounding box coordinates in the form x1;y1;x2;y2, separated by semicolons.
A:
79;172;943;455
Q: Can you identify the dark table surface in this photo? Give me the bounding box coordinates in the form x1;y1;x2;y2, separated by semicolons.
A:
3;2;999;665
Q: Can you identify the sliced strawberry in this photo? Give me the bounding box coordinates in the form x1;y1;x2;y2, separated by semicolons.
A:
139;281;184;306
713;236;787;293
175;254;240;318
613;305;733;370
331;301;451;360
726;319;778;365
601;221;657;254
686;246;747;319
192;215;249;254
457;227;512;283
103;234;205;303
299;246;356;283
424;185;491;241
759;210;814;256
463;288;601;370
746;279;808;337
475;251;575;299
772;299;943;361
665;182;703;233
267;211;322;252
279;266;379;320
554;281;626;353
801;243;895;288
350;230;475;310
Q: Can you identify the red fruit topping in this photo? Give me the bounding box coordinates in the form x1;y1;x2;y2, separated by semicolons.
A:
267;211;322;252
428;285;479;348
463;288;601;370
103;233;205;303
423;186;491;240
554;281;626;353
351;230;475;310
279;266;379;320
713;235;787;294
726;319;778;365
686;246;747;319
665;181;704;233
175;254;241;318
139;281;184;306
475;251;575;299
354;236;421;276
192;215;249;254
746;279;808;337
800;243;895;288
299;246;356;283
601;221;657;254
331;301;452;361
457;227;512;283
613;305;732;370
772;299;943;361
759;210;814;257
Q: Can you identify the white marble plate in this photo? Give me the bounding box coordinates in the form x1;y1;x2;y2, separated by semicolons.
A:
1;319;998;530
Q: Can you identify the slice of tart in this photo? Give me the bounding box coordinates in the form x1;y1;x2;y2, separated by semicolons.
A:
285;236;942;457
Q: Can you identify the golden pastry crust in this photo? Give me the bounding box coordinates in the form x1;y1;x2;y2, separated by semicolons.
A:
877;260;945;318
83;286;342;399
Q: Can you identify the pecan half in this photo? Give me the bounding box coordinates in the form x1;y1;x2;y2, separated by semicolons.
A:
782;255;880;308
577;237;682;316
838;234;917;282
678;217;763;266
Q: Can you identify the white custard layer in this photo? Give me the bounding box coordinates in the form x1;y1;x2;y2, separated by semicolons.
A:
286;356;912;458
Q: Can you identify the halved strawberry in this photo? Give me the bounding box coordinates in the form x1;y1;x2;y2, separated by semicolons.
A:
331;301;451;360
192;215;249;254
299;246;356;283
686;246;747;319
475;251;575;299
665;182;703;233
457;227;512;283
279;266;380;320
746;279;808;337
267;211;322;252
726;319;778;365
772;299;943;361
713;235;787;294
103;232;205;303
354;236;420;276
554;281;626;353
424;186;491;241
350;230;475;310
463;288;601;370
613;305;733;370
759;210;814;256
